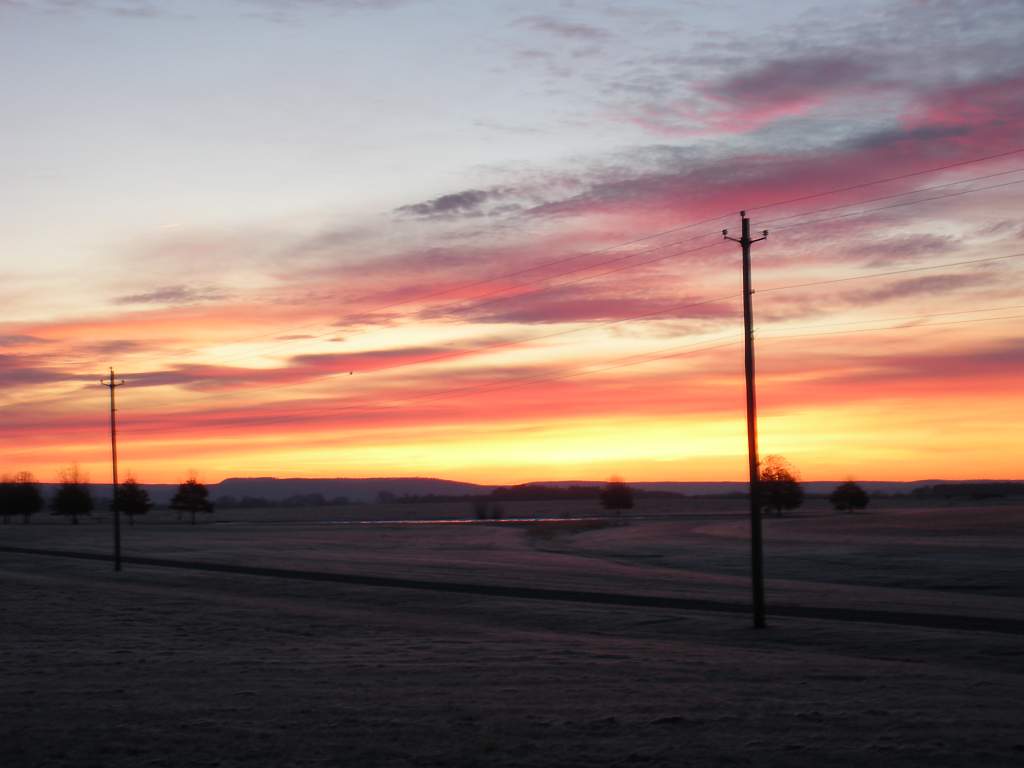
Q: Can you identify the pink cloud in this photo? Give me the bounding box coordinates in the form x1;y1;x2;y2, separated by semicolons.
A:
537;70;1024;228
629;54;887;136
906;73;1024;133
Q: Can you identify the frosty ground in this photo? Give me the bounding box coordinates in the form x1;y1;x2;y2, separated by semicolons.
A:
2;501;1022;767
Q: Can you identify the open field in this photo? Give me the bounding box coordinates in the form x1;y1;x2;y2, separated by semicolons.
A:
2;502;1023;766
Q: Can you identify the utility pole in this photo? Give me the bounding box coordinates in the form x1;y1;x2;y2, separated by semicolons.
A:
101;368;126;572
723;211;768;628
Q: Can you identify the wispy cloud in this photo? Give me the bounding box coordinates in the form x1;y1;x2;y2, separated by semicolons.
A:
2;0;413;18
5;0;1023;483
526;66;1024;223
113;284;228;306
395;187;520;220
1;0;172;18
241;0;419;22
845;273;997;304
0;334;52;349
516;15;610;42
846;234;961;267
0;353;83;387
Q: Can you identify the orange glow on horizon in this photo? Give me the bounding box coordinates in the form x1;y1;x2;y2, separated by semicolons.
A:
3;41;1022;487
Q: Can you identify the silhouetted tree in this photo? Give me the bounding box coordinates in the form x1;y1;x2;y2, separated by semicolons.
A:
759;455;804;517
11;472;43;524
115;477;152;525
170;477;213;525
51;465;94;524
829;480;869;513
600;478;634;512
0;476;16;523
0;473;41;523
0;476;16;524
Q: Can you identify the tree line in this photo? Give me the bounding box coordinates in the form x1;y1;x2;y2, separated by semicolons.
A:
0;468;216;525
2;458;878;524
215;493;351;509
376;483;683;506
910;482;1024;501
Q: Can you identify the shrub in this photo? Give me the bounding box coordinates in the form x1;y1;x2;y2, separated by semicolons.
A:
600;478;634;512
829;480;870;512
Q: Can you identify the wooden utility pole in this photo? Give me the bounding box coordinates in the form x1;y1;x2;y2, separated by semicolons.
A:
101;368;126;572
724;212;768;628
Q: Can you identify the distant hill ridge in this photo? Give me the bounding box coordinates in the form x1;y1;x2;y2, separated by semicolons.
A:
30;476;1022;505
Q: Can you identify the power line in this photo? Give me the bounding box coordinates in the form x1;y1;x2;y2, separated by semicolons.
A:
165;152;1024;367
365;291;739;375
758;252;1024;294
747;147;1024;213
117;305;1021;437
760;303;1024;334
207;233;726;366
272;310;1024;418
358;340;743;412
122;240;733;411
198;174;1024;368
395;237;724;321
770;178;1024;234
93;247;1024;417
762;312;1024;342
757;303;1024;333
117;335;745;432
120;286;736;415
28;298;1023;436
3;291;740;419
201;212;734;356
169;151;1024;364
759;166;1024;227
308;250;1023;383
19;244;1021;420
19;173;1021;415
180;234;724;370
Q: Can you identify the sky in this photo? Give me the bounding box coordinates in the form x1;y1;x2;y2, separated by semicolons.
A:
1;0;1022;485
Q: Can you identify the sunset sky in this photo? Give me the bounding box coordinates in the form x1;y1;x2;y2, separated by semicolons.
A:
2;0;1022;485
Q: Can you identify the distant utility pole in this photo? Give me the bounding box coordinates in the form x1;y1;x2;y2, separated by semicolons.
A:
101;368;126;572
724;212;768;629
